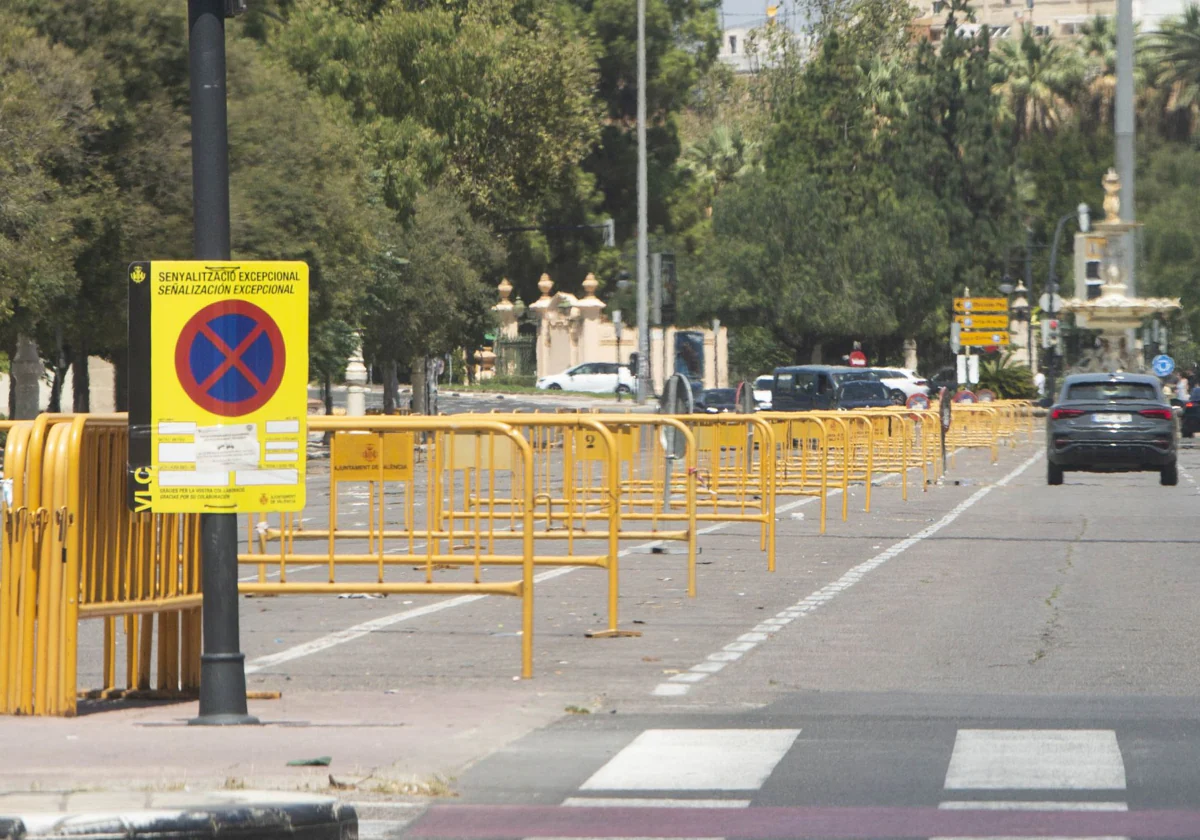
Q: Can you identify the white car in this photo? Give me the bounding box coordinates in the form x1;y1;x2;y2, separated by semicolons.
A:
869;368;930;401
537;363;635;395
753;375;773;409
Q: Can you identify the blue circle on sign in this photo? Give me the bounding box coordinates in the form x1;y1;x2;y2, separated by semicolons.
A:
176;300;286;416
191;314;273;401
1153;354;1175;377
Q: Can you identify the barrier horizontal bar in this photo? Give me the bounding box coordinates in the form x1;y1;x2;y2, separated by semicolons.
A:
78;595;205;619
238;581;524;596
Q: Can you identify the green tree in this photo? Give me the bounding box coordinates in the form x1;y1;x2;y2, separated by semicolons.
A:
992;26;1084;145
0;11;101;404
679;124;761;213
358;184;503;403
1148;4;1200;139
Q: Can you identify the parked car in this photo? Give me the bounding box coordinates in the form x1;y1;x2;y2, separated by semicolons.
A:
697;388;738;413
834;380;900;410
1046;373;1177;486
1181;387;1200;437
868;368;930;401
769;365;880;412
536;362;635;394
753;375;773;409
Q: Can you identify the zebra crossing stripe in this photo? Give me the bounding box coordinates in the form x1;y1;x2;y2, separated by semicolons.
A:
944;730;1127;790
580;729;800;791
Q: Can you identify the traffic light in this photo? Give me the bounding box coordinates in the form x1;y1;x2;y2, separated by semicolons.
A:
1085;259;1102;299
1042;318;1060;349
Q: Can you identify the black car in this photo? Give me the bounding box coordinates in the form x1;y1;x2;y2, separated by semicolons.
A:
696;388;738;413
769;365;879;411
1181;387;1200;438
1046;373;1177;485
834;380;899;409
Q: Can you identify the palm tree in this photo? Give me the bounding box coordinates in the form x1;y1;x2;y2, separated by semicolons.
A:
1148;4;1200;139
991;26;1085;143
859;56;909;136
1076;15;1155;133
680;125;763;214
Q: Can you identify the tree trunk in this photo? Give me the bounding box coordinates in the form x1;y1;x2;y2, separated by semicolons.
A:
382;359;397;414
411;356;428;415
48;353;67;414
12;335;42;420
72;343;90;412
810;341;823;365
114;354;128;412
323;371;333;415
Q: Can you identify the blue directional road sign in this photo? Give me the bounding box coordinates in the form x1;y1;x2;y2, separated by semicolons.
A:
1153;354;1175;378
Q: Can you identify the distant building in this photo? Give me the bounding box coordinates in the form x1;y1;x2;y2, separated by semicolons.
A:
718;26;758;74
717;22;810;74
913;0;1193;41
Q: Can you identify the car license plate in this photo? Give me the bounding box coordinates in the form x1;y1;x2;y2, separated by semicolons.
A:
1094;413;1132;424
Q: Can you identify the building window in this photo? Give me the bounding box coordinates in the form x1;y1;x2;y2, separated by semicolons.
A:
728;34;737;54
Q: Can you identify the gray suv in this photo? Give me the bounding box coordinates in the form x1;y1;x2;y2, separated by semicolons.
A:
1046;373;1177;486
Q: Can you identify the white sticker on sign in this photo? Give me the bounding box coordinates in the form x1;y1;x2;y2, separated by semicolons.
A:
195;424;260;471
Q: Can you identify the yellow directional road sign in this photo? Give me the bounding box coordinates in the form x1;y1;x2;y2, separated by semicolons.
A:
127;260;309;514
953;297;1008;313
959;330;1011;347
954;314;1010;330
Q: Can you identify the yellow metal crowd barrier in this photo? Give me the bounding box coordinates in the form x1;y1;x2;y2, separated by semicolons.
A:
245;416;538;673
1;414;201;716
672;415;776;571
946;404;1001;464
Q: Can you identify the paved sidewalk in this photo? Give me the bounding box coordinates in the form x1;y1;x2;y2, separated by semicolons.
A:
0;688;568;793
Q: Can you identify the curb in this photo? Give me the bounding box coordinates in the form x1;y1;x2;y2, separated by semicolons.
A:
0;792;355;840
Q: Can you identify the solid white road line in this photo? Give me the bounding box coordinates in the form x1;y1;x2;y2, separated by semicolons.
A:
943;729;1127;791
938;801;1128;810
650;451;1043;697
562;798;751;808
579;729;801;791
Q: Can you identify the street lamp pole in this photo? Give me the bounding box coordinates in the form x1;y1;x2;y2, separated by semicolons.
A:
187;0;257;726
1024;226;1034;373
634;0;650;404
613;310;624;401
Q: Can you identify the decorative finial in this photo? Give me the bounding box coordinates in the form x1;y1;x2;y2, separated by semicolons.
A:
581;273;599;299
497;277;512;304
1103;168;1121;224
537;273;553;298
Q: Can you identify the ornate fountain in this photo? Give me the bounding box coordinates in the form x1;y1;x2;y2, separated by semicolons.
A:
1059;170;1180;373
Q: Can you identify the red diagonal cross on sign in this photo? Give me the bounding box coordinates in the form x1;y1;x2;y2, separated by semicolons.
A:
197;322;267;392
175;299;286;417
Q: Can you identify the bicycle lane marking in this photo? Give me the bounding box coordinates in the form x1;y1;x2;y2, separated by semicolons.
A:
650;450;1043;697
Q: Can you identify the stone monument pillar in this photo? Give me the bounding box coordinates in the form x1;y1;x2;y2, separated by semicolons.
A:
493;278;520;340
529;274;555;378
574;274;607;363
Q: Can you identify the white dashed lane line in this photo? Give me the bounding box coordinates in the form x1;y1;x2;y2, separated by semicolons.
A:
650;450;1043;697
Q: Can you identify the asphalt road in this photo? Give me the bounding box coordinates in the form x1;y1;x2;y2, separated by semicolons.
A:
396;440;1200;838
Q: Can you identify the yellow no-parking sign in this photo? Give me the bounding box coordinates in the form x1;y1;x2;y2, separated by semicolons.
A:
127;260;308;513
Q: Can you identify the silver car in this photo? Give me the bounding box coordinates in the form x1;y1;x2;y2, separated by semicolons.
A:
1046;373;1177;486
